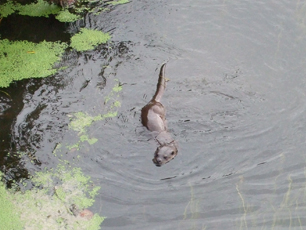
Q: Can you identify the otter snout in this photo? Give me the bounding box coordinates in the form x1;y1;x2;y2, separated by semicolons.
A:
152;157;162;167
152;144;178;167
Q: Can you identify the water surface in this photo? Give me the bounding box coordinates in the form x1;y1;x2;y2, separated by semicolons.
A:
2;0;306;229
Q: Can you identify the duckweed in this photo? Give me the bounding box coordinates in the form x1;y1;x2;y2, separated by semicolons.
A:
56;9;81;22
70;28;111;51
0;39;67;88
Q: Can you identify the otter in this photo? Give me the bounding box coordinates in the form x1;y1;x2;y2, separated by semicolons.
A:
141;64;178;167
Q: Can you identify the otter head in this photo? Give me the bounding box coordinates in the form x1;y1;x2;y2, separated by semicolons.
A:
152;142;178;167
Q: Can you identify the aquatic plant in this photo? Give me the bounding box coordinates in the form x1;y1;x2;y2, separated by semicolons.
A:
110;0;129;5
69;112;102;134
0;1;16;17
0;0;61;18
16;0;61;17
0;176;23;230
0;39;67;88
56;9;81;22
67;80;122;149
70;28;111;52
236;154;306;229
0;163;104;230
180;183;207;230
69;81;122;133
0;0;79;23
0;0;129;21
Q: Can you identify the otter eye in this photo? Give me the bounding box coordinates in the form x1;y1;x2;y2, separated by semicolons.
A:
171;151;175;155
164;156;167;160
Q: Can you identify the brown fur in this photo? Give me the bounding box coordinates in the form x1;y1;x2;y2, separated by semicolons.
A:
141;64;178;166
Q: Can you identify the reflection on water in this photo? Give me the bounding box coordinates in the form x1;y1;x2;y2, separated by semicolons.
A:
2;0;306;229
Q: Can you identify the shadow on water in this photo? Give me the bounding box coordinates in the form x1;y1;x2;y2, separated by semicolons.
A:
0;14;71;43
2;0;306;229
0;35;134;187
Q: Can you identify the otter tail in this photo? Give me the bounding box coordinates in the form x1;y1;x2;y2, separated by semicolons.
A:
153;63;166;102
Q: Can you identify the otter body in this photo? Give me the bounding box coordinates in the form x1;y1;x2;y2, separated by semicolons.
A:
141;64;178;167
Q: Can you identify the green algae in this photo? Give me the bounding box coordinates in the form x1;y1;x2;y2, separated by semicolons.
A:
0;157;105;230
2;163;104;230
0;177;23;230
0;1;16;17
67;111;110;150
112;84;123;92
67;80;122;150
0;39;67;88
52;143;62;157
17;0;61;17
68;81;123;136
67;133;98;150
0;0;79;23
56;9;81;22
0;0;129;21
32;165;100;210
110;0;129;5
80;134;98;145
70;28;111;52
0;0;60;18
69;112;103;134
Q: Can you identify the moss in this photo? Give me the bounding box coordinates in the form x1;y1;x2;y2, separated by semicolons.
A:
110;0;129;5
70;28;111;52
67;134;98;150
54;186;66;201
80;135;98;145
0;0;128;20
113;101;121;107
7;163;105;230
56;9;81;22
67;81;122;150
16;0;61;17
68;81;122;134
68;112;102;134
0;39;67;88
0;1;16;17
112;84;122;92
0;177;23;230
52;143;62;157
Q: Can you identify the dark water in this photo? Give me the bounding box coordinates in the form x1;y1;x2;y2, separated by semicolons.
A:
2;0;306;229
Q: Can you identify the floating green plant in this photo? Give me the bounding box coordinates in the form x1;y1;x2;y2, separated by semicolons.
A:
0;0;129;21
68;112;103;134
67;80;122;150
110;0;129;5
0;39;67;88
68;81;122;135
0;1;16;17
0;0;61;18
0;176;23;230
67;133;98;150
56;9;81;22
67;111;104;150
0;163;104;230
16;0;61;17
70;28;111;52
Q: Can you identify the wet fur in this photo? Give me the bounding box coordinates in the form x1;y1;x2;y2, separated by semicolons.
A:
141;64;178;166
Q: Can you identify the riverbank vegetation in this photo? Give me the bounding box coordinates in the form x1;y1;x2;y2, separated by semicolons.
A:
0;0;127;229
0;0;123;87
